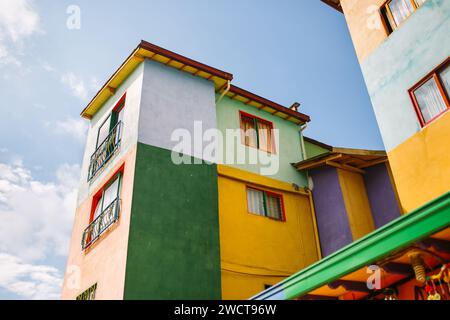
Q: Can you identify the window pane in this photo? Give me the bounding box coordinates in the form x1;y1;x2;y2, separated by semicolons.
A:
241;115;257;148
93;197;103;221
257;120;273;152
414;77;447;123
102;176;120;210
439;64;450;100
414;0;427;7
388;0;414;27
97;116;111;147
266;194;283;220
247;188;265;216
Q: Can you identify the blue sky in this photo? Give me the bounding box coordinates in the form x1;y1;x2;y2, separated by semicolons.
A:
0;0;383;299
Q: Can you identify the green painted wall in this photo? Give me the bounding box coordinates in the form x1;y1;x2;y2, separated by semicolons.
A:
304;140;329;159
216;95;307;186
124;143;221;299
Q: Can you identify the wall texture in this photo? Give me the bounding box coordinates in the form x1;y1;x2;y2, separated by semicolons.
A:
360;0;450;151
123;143;221;299
217;165;319;299
138;59;217;162
62;146;137;300
310;166;353;257
363;163;401;228
216;95;307;186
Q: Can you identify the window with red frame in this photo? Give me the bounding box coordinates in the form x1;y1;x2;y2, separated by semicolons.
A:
239;111;275;153
91;173;122;223
246;187;285;221
410;58;450;127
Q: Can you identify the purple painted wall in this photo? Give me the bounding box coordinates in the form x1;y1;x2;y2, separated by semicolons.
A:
310;167;353;257
363;163;401;229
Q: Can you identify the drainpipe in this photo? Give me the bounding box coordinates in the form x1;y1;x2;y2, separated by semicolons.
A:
299;123;322;259
299;123;308;161
216;80;231;104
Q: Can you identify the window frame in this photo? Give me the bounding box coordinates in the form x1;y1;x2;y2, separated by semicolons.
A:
239;111;276;154
89;167;123;224
245;186;286;222
409;57;450;127
380;0;425;35
95;93;126;149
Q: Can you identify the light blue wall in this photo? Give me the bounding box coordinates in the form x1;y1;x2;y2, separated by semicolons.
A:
361;0;450;152
138;59;217;161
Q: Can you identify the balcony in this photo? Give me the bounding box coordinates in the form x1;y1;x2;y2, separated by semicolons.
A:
88;121;122;181
81;198;120;250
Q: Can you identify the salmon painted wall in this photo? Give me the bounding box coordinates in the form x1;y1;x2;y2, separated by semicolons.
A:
217;165;319;299
61;146;137;300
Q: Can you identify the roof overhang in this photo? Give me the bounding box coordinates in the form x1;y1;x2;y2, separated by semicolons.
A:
252;191;450;300
293;147;387;174
223;85;311;125
321;0;343;13
81;40;233;119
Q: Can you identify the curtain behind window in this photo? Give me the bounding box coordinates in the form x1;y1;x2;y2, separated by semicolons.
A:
439;65;450;99
258;121;272;152
388;0;414;27
414;77;447;123
241;115;257;148
247;188;265;216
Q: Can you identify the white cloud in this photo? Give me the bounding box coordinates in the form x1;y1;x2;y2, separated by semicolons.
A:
0;253;62;300
0;161;79;260
0;0;41;66
51;117;88;143
61;72;89;100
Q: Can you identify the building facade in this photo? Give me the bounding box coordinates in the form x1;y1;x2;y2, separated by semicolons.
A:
62;39;402;300
254;0;450;301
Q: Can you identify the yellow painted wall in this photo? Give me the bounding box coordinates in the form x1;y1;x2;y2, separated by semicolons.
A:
61;146;137;300
217;165;320;300
338;169;375;240
387;110;450;213
340;0;388;63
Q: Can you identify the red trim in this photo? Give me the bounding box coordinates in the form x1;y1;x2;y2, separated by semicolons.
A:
112;93;126;113
245;186;286;222
239;111;277;154
89;163;125;223
140;40;233;81
231;85;310;123
409;57;450;127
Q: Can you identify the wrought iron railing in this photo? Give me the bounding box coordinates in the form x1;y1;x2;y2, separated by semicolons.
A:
88;121;122;181
81;198;120;250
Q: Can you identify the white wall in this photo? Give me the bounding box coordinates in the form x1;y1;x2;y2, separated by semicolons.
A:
77;63;144;206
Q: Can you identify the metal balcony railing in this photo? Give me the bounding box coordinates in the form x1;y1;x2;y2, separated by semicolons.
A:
88;121;122;181
81;198;120;250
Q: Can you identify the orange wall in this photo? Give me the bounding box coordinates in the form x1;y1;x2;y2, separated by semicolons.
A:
340;0;388;63
61;146;137;300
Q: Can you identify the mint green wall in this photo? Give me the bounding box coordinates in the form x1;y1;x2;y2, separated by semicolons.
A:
124;143;221;299
216;95;307;186
304;140;329;159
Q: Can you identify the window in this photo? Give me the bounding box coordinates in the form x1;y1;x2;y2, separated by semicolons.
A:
410;58;450;126
246;187;285;221
88;93;126;181
381;0;427;33
76;283;97;300
240;111;275;153
82;171;122;249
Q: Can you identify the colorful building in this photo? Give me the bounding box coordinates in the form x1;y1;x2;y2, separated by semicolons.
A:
254;0;450;300
62;38;405;300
